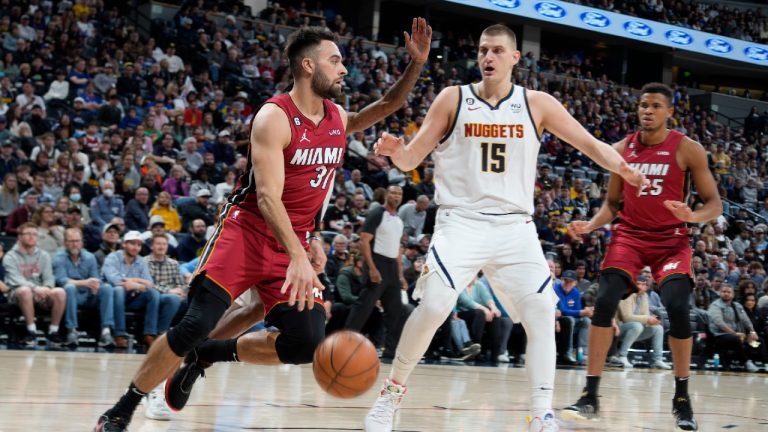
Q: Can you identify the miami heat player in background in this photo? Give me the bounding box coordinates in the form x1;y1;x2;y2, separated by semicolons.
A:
563;83;722;432
96;19;432;431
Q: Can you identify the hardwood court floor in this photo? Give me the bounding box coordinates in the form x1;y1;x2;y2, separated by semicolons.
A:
0;350;766;431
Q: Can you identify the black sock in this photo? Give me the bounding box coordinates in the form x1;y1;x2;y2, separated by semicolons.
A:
674;376;689;398
197;337;240;364
585;375;601;397
112;382;146;416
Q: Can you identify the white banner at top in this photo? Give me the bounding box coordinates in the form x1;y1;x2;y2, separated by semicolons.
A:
446;0;768;67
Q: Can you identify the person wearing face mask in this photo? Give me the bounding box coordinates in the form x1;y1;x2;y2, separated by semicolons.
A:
64;183;91;224
90;181;125;229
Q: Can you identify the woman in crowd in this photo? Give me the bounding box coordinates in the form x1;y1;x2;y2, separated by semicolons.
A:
32;203;64;255
149;191;181;233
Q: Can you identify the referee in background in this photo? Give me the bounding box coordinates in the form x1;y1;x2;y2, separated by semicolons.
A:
345;185;407;358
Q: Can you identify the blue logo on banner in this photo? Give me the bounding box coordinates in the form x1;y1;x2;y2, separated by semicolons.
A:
705;38;732;54
487;0;520;9
534;2;567;19
580;11;610;28
665;30;693;45
744;46;768;61
623;21;653;37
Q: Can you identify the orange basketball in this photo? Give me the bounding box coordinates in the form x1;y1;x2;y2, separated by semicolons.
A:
312;330;381;398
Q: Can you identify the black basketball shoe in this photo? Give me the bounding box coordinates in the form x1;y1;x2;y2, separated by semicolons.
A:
561;390;600;421
672;396;698;431
94;409;131;432
165;348;208;411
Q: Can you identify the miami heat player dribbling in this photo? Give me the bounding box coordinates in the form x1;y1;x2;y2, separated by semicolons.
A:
563;83;722;432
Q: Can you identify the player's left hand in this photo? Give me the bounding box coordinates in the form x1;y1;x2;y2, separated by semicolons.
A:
404;17;432;65
663;200;694;222
618;160;649;196
282;256;324;312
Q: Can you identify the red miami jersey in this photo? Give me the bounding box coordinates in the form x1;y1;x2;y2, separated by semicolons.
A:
619;129;689;231
229;93;346;242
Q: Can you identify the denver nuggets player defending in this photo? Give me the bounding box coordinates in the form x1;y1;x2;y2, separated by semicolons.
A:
363;24;647;432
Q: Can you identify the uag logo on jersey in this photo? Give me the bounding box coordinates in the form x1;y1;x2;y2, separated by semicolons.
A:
656;151;670;156
328;129;342;136
744;46;768;62
466;97;475;105
534;2;566;19
580;11;610;28
663;261;680;272
509;103;522;113
487;0;520;9
293;116;302;126
623;21;653;37
705;38;732;54
665;30;693;46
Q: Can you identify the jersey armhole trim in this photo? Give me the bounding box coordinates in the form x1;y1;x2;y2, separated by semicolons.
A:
439;86;462;144
523;88;541;142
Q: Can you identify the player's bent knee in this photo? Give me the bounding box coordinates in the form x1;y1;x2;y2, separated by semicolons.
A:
416;272;458;322
275;308;326;365
592;271;631;327
166;276;230;357
660;275;692;339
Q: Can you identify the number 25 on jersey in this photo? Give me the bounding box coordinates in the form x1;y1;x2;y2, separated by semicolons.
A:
639;178;664;196
481;142;506;173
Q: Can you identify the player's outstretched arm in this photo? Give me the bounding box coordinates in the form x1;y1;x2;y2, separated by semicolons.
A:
345;17;432;133
373;86;459;171
663;137;723;223
529;90;647;189
251;105;323;311
568;144;625;237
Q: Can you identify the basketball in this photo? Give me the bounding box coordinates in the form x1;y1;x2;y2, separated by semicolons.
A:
312;330;381;398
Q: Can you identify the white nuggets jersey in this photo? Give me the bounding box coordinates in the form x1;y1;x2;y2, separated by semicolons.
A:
433;84;541;215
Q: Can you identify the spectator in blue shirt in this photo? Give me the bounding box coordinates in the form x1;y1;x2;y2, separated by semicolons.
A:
555;270;593;363
90;180;125;228
55;227;120;347
102;231;168;347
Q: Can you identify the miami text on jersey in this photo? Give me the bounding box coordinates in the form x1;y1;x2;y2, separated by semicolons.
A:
289;147;344;166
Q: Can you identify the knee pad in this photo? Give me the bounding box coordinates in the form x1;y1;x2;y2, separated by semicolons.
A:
275;307;326;364
592;271;632;327
415;272;459;323
517;291;555;333
166;276;230;357
660;275;692;339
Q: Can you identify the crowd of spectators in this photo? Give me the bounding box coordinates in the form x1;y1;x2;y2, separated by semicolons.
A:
566;0;768;43
0;0;766;372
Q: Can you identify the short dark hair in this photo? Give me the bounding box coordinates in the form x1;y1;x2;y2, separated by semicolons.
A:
481;24;517;48
640;82;673;106
284;27;336;76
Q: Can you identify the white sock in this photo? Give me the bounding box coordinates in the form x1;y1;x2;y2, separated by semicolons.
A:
102;327;111;336
27;324;37;333
49;325;59;334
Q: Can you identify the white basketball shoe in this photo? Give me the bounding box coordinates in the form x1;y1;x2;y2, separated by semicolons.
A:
526;409;559;431
364;378;406;432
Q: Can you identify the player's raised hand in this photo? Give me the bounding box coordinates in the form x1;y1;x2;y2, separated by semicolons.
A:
281;256;324;311
663;200;694;222
374;132;405;157
567;220;593;237
404;17;432;65
618;160;649;196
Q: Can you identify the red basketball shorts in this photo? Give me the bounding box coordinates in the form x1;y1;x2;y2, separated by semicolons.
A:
195;205;323;315
601;223;692;285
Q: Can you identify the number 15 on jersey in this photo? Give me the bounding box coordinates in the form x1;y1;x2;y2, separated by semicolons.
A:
480;142;506;173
